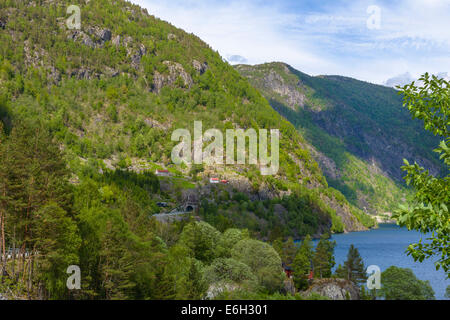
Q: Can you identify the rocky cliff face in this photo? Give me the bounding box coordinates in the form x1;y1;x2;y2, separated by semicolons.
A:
259;67;305;109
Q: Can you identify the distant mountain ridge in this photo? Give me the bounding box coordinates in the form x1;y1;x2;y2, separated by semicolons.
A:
235;62;444;216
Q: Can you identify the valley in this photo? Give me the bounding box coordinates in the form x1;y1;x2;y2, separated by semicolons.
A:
235;62;444;216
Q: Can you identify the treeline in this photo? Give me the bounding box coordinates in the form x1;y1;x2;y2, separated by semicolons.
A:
198;191;333;239
0;120;75;297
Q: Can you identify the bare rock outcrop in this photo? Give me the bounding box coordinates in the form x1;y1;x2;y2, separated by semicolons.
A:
0;18;6;29
130;43;146;69
69;67;100;80
152;61;193;93
144;118;170;130
261;69;305;110
167;33;177;41
307;146;340;180
193;60;209;75
112;35;121;47
321;194;367;232
103;66;119;78
67;26;113;49
304;278;360;300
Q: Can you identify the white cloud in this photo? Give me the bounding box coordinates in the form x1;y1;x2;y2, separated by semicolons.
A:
384;71;450;89
131;0;450;84
384;72;415;88
227;55;248;64
132;0;335;73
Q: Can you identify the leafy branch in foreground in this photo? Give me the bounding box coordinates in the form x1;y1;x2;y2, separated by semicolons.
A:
394;73;449;277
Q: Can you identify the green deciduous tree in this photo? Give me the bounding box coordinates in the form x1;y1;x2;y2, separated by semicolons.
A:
179;221;220;264
231;239;285;293
272;238;283;260
379;266;435;300
216;228;249;258
394;73;449;276
203;257;258;290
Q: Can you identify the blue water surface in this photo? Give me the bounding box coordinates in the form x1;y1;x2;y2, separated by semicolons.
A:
317;223;449;299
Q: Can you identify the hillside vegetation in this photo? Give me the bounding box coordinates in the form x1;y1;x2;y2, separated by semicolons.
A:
0;0;373;235
0;0;374;300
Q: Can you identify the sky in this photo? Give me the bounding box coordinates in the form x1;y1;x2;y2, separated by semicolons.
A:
131;0;450;85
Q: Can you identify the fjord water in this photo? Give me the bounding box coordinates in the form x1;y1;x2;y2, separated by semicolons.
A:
330;223;450;299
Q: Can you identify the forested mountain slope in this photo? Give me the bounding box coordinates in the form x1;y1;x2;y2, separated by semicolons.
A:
236;62;444;216
0;0;373;248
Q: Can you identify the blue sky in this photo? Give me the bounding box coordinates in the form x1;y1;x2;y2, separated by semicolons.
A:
131;0;450;84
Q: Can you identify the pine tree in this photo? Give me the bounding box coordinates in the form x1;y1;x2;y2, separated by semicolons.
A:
0;125;8;274
272;238;283;261
299;235;314;261
282;237;297;267
185;259;207;299
3;120;78;291
335;264;346;278
313;234;336;278
100;217;136;300
340;244;367;285
34;203;81;299
292;251;310;290
0;123;26;277
292;235;314;290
